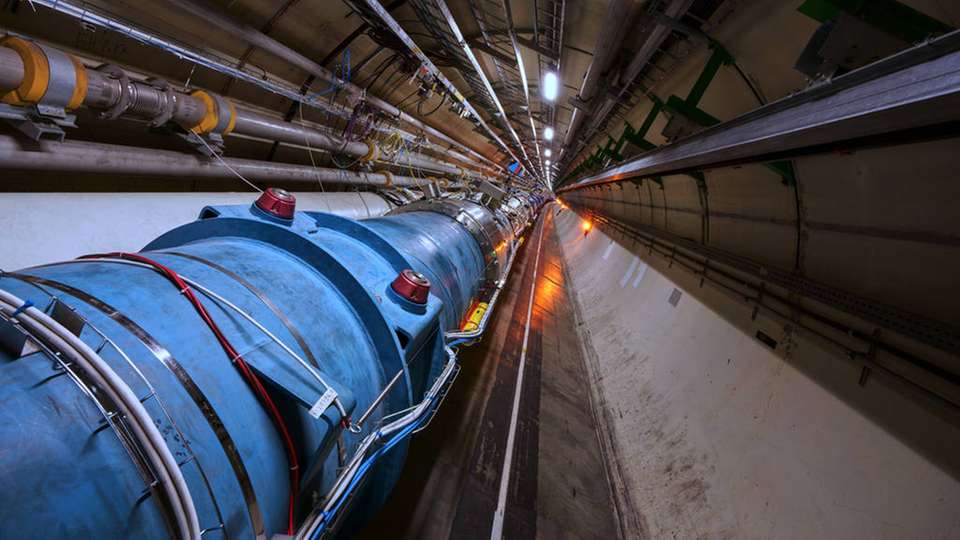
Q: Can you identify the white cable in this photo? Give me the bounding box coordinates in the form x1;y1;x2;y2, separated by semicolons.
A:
0;289;201;538
192;133;264;193
297;105;334;214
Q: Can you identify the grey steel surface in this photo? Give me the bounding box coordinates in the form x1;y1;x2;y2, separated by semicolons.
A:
562;30;960;191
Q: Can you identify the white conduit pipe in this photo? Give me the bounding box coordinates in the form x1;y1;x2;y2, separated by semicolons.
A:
0;289;201;539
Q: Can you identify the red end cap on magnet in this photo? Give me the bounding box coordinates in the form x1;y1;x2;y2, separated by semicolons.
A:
255;187;296;219
391;269;431;304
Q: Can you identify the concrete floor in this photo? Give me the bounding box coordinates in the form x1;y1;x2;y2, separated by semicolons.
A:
359;209;621;539
357;201;960;539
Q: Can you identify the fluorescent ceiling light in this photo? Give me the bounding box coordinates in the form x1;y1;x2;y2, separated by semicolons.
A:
544;126;554;141
542;71;559;101
544;149;552;157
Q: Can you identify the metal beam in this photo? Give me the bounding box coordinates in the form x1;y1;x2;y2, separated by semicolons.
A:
516;36;560;62
559;30;960;191
361;0;536;179
561;0;694;177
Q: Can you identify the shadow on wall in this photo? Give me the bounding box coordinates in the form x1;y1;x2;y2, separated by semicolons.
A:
554;204;960;538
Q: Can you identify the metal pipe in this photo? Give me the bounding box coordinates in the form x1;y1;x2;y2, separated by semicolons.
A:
0;135;430;188
234;108;480;178
165;0;352;99
29;0;500;174
0;41;483;179
0;46;23;91
565;0;693;168
164;0;502;172
561;0;636;149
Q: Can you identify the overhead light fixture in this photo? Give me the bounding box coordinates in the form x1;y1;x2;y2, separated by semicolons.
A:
543;126;554;141
546;159;551;166
542;71;559;101
544;149;552;157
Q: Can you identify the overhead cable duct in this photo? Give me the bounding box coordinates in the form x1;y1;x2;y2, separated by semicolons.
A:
560;0;636;151
563;0;694;174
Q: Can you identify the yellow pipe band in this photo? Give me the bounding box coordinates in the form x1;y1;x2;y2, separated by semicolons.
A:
0;37;49;106
66;54;87;111
189;90;219;134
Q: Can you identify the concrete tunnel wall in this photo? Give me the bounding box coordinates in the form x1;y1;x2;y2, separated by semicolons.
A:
0;192;394;270
562;0;960;326
552;207;960;538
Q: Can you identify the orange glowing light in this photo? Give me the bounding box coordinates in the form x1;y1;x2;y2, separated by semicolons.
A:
581;220;592;232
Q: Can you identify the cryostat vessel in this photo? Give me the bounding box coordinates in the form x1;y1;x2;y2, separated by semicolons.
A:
0;188;543;538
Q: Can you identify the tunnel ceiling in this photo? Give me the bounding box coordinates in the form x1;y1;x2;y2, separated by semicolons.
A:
0;0;955;188
0;0;613;187
2;2;960;349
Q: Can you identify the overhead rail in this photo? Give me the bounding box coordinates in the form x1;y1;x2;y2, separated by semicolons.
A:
354;0;537;181
405;0;537;178
558;29;960;192
466;0;544;174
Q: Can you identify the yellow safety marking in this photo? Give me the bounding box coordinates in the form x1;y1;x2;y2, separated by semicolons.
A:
66;54;87;110
0;37;49;105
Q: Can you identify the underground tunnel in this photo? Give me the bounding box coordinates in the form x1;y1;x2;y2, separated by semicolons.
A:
1;0;959;538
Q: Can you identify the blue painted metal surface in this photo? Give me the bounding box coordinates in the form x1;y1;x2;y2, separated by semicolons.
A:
0;193;533;539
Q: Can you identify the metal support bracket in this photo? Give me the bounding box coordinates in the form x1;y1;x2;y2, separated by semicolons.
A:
0;103;76;142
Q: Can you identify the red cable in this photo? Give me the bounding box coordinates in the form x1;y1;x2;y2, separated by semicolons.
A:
86;252;300;534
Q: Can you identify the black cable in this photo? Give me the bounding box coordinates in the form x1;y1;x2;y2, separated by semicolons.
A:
373;65;404;97
418;93;447;116
395;87;422;112
362;54;399;90
733;62;767;105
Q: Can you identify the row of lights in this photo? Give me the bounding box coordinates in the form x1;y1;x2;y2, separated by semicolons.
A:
541;71;558;181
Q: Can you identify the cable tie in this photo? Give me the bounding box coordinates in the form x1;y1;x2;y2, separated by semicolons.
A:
10;299;34;318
